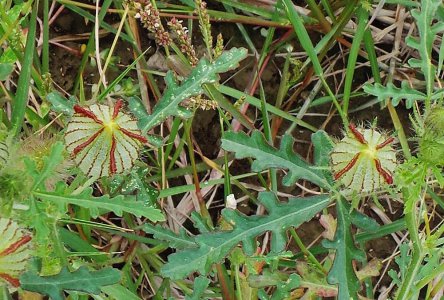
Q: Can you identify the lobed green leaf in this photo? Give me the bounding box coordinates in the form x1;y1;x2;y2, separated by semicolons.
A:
142;224;196;249
133;47;248;133
34;186;165;222
161;192;330;279
185;276;211;300
322;199;366;299
363;81;430;108
20;266;121;300
406;0;443;99
221;130;332;189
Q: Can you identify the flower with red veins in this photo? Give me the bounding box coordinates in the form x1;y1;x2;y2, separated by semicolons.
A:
0;218;32;289
330;123;397;193
64;99;147;178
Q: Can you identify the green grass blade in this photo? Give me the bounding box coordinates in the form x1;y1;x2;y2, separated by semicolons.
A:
343;7;368;115
219;85;317;131
97;49;149;101
281;0;323;76
11;0;38;137
363;28;381;84
282;0;346;125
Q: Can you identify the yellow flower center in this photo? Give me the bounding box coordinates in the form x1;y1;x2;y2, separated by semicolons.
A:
103;120;118;134
362;146;377;159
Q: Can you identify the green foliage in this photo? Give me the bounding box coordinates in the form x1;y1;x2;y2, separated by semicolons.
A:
363;82;428;109
322;198;366;300
419;106;444;166
130;47;248;133
34;185;165;222
3;0;443;297
405;0;443;99
363;0;444;109
185;276;211;300
46;92;76;116
10;0;38;137
100;284;141;300
109;166;159;207
142;224;196;249
0;285;12;300
269;273;300;300
311;130;335;179
25;141;65;190
0;171;28;215
388;241;442;299
295;262;337;297
20;266;121;300
161;192;330;279
251;271;301;300
221;131;332;189
388;243;411;288
0;63;13;81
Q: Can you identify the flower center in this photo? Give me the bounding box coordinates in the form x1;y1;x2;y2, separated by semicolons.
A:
362;146;377;158
103;120;118;134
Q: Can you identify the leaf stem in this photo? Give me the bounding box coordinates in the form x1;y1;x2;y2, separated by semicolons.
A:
289;228;326;274
387;103;411;159
234;264;243;300
184;119;211;224
396;188;424;300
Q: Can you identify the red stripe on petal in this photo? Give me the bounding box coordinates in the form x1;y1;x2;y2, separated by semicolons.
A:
109;135;117;175
119;127;147;143
348;123;367;144
374;159;393;184
334;153;360;180
73;128;104;155
0;273;20;287
113;99;123;119
73;105;103;124
376;137;394;150
0;235;31;257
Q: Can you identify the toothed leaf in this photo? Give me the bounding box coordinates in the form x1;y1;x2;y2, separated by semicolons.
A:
406;0;443;97
20;266;120;300
221;131;332;189
185;276;211;300
161;192;330;279
46;92;75;116
134;47;248;133
33;185;164;222
142;224;196;249
24;141;65;190
322;199;366;299
363;82;427;108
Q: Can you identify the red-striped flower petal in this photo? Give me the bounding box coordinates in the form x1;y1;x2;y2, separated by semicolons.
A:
330;124;397;193
0;218;32;288
65;100;147;178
